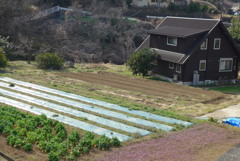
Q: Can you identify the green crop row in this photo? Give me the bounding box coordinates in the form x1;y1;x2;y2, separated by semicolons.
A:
0;106;121;161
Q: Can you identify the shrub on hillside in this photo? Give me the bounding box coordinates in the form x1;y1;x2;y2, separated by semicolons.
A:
35;52;63;70
0;47;8;67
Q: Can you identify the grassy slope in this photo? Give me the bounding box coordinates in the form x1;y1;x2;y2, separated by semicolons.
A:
211;86;240;94
0;61;240;160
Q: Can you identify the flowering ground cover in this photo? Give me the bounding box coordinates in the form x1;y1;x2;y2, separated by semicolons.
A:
93;124;240;161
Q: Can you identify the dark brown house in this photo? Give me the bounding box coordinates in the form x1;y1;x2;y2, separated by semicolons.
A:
137;17;240;85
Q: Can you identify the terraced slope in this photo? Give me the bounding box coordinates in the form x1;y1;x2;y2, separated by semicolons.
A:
0;77;192;141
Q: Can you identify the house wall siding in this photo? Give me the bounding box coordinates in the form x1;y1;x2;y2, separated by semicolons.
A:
150;33;203;54
152;59;183;81
183;24;239;82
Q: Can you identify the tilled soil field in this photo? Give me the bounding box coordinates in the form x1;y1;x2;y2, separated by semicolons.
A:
58;72;226;104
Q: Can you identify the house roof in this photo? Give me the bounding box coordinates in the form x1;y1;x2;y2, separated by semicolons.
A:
136;17;222;64
159;17;219;31
149;17;220;38
150;48;186;63
147;26;209;38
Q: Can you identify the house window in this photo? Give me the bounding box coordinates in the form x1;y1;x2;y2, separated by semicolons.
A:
214;38;221;50
219;58;233;72
199;60;206;71
169;62;174;69
167;36;177;46
176;64;181;73
200;39;208;50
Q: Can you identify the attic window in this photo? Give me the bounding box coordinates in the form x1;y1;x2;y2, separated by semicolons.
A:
200;39;208;50
214;38;221;50
167;36;177;46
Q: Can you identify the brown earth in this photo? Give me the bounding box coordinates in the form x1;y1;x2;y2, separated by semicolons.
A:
91;123;240;161
0;135;48;161
58;71;226;104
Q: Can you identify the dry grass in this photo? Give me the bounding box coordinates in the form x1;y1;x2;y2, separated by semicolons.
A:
0;61;239;117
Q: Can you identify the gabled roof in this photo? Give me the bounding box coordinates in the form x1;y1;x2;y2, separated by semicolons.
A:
147;26;209;38
136;17;223;64
147;17;219;38
159;17;219;31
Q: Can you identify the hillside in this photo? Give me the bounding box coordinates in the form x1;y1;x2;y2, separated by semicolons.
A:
1;0;233;64
20;13;153;64
0;0;155;64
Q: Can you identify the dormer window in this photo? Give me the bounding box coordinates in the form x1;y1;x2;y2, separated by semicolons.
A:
214;38;221;50
200;39;208;50
167;36;177;46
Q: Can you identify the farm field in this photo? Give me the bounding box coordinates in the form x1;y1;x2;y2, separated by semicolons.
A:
2;61;239;117
92;124;240;161
1;61;240;160
1;61;240;116
58;71;225;102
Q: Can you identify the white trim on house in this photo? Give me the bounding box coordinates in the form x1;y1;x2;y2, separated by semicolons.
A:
153;74;173;82
199;60;206;71
219;58;233;72
176;64;181;73
214;38;221;50
200;39;208;50
167;36;177;46
169;62;174;69
153;74;237;86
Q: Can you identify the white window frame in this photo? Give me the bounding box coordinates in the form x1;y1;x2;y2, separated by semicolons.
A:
219;58;233;72
169;62;174;69
176;64;181;73
200;39;208;50
214;38;221;50
199;60;206;71
167;36;177;46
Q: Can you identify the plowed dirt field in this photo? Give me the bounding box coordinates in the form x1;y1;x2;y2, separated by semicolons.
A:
58;72;226;104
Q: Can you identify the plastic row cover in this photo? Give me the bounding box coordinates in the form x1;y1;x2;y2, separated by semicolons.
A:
0;81;173;131
0;87;150;135
0;77;192;127
0;96;131;141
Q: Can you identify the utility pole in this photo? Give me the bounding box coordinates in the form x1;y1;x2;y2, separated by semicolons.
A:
220;0;223;20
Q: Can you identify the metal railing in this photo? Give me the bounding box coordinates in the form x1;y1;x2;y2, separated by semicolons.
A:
14;6;92;23
30;6;60;21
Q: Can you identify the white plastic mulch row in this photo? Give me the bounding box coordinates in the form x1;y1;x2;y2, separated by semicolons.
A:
0;96;131;141
0;81;173;131
0;88;151;136
0;77;192;127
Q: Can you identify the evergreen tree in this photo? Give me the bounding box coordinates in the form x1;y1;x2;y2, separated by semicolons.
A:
128;48;156;77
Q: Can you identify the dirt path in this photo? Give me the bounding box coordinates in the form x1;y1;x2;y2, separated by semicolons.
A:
217;144;240;161
0;151;13;161
58;72;226;103
201;103;240;119
0;156;7;161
